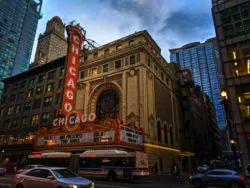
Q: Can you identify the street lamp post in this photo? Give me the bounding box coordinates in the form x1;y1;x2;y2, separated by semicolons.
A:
221;90;240;170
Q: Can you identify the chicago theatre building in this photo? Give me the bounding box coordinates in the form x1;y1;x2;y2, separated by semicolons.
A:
0;16;193;172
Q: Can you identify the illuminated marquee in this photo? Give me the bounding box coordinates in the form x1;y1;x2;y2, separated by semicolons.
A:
61;24;85;114
53;111;96;131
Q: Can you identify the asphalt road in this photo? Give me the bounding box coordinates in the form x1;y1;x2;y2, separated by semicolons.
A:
0;174;188;188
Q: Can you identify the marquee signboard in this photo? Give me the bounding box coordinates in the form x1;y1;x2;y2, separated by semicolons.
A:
36;130;115;146
120;125;143;145
35;117;144;148
61;24;85;114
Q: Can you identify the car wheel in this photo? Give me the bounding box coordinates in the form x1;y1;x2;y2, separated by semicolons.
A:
16;183;24;188
194;179;202;188
107;172;117;181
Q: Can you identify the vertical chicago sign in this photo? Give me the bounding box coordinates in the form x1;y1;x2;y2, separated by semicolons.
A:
61;24;85;115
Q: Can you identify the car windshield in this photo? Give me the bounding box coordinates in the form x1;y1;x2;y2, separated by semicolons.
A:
52;169;76;178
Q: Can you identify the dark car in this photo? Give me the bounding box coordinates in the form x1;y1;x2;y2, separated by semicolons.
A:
197;164;210;173
189;169;246;188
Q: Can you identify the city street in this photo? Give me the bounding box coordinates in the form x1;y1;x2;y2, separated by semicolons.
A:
0;174;189;188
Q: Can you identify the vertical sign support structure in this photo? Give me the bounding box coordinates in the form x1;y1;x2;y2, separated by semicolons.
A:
60;24;85;115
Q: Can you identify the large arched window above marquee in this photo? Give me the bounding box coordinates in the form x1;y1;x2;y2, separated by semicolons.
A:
96;90;119;122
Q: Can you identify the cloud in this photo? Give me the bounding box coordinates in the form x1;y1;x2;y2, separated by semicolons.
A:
30;0;215;62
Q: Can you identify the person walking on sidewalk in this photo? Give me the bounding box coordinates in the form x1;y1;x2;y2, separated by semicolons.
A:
153;162;158;176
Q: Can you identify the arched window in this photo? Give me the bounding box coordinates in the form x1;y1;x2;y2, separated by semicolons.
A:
96;90;119;122
157;121;161;142
170;127;173;145
164;124;168;144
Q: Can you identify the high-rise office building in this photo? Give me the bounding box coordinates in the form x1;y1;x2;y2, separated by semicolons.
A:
0;0;42;97
169;38;226;126
212;0;250;165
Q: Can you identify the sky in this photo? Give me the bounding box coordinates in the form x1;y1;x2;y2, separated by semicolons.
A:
31;0;215;62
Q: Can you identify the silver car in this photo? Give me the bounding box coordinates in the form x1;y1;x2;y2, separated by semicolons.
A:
17;164;44;174
11;167;95;188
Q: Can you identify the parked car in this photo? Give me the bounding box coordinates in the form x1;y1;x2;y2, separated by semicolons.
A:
11;167;95;188
246;163;250;186
17;164;44;173
197;164;210;173
189;169;246;188
0;166;7;176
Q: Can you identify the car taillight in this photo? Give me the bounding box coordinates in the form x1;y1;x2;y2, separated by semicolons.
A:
238;176;245;181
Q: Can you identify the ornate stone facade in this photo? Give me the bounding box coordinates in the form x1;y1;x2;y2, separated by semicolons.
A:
34;16;67;65
75;31;192;172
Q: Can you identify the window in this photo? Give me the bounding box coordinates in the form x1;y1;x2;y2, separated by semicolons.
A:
93;52;98;58
36;87;43;95
20;81;26;88
10;94;16;101
115;60;121;69
166;77;169;85
164;125;168;144
31;114;39;126
148;58;151;67
12;119;20;128
104;48;109;55
29;79;35;87
58;80;63;88
116;44;122;50
26;169;41;177
15;104;20;113
33;99;41;109
48;71;56;80
41;112;50;124
60;68;65;77
161;72;164;80
47;83;54;92
56;94;61;104
44;96;52;107
27;89;33;98
80;71;85;79
21;117;28;126
155;65;158;73
24;102;31;111
129;40;135;47
3;120;10;129
170;127;173;145
130;55;136;65
7;107;13;115
38;75;45;83
207;171;225;175
103;64;109;73
13;83;18;89
92;68;98;76
157;121;161;142
0;109;4;116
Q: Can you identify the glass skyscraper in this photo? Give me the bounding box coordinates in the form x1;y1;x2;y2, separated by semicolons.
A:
0;0;42;97
170;38;226;126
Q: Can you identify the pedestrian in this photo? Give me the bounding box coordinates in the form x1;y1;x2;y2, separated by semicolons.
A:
153;162;158;176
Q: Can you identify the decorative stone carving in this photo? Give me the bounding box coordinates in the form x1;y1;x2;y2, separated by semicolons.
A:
127;112;140;123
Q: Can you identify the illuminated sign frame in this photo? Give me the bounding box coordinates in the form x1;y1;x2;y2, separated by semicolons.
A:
61;25;85;114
